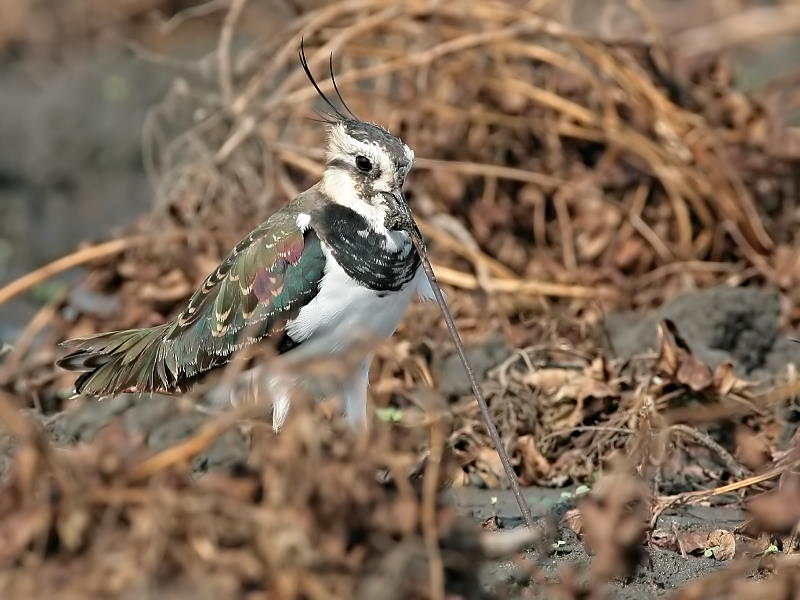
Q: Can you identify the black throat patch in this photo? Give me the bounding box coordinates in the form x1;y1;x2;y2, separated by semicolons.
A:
314;203;420;292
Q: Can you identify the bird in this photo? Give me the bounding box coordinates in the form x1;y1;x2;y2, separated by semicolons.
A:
57;47;434;430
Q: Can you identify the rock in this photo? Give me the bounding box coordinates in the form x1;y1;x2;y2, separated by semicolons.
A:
605;286;800;377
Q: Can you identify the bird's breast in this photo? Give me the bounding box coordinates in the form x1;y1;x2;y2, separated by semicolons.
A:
312;203;420;292
284;243;424;357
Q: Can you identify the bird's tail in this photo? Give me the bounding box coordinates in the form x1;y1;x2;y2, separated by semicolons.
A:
57;324;174;395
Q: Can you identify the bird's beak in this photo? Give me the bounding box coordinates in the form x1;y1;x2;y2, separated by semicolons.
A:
383;189;421;238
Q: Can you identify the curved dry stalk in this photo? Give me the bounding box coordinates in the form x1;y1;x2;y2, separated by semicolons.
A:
0;236;179;307
422;402;446;600
217;0;249;106
125;402;258;483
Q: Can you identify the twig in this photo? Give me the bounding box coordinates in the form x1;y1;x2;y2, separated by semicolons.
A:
0;391;75;502
672;4;800;57
670;424;751;481
413;157;562;189
542;425;634;442
0;236;175;307
406;228;535;530
416;218;516;279
630;213;674;263
125;403;256;482
430;264;618;300
273;143;562;189
126;41;205;74
553;186;577;272
159;0;229;34
218;0;249;107
422;397;446;600
651;459;800;527
0;290;66;384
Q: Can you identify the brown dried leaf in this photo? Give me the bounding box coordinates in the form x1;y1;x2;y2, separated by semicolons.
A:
713;361;756;396
473;447;505;489
522;368;574;392
578;472;651;580
656;320;713;391
676;358;714;392
734;425;771;472
139;269;193;303
705;529;735;561
577;378;618;403
656;320;681;375
677;530;709;555
0;505;51;566
563;508;583;536
747;470;800;534
516;434;551;483
481;515;500;531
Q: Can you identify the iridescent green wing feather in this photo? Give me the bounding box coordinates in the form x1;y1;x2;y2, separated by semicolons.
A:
58;207;326;395
161;215;325;381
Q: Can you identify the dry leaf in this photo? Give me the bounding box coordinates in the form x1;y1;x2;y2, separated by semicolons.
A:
578;472;651;580
713;361;756;396
522;368;575;392
0;505;51;566
656;320;681;375
473;447;505;489
705;529;735;561
563;508;583;536
747;470;800;534
734;425;771;472
516;435;551;483
656;320;713;392
677;530;709;555
676;358;714;392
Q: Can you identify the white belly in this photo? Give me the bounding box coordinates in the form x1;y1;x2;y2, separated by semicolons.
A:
285;244;427;359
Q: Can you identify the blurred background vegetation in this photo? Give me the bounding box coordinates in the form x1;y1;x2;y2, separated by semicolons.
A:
2;0;800;338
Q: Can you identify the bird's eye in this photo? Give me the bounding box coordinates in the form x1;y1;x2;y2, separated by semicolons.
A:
355;155;372;172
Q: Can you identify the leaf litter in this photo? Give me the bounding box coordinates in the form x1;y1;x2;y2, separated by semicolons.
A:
2;0;800;597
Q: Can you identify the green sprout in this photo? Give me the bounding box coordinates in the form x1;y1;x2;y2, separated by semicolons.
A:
574;485;591;496
375;407;404;423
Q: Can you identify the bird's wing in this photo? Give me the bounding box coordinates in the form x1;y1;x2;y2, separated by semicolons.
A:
59;207;327;394
160;211;327;380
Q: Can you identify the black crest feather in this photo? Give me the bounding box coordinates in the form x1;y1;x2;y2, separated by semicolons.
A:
299;38;359;122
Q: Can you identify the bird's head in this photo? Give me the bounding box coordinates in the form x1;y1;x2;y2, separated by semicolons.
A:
323;119;414;232
300;44;416;233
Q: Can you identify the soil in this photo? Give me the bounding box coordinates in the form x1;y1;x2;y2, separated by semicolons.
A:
606;286;800;379
455;489;745;599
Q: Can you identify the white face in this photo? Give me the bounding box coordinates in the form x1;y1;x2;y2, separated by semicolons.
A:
322;121;414;232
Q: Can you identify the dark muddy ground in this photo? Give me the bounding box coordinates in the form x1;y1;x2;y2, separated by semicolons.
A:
457;488;743;599
0;51;173;337
606;286;800;380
